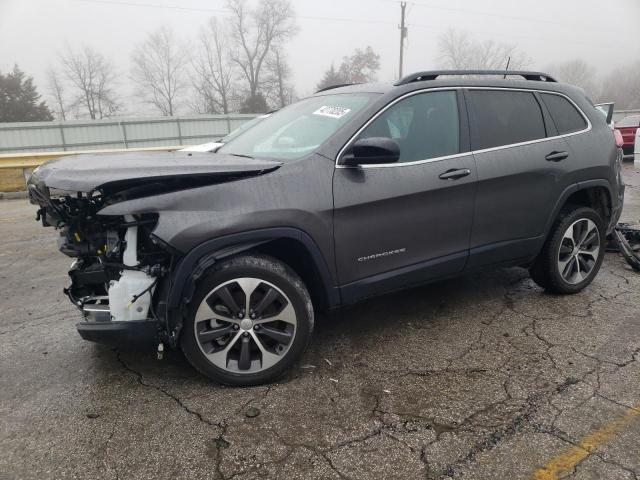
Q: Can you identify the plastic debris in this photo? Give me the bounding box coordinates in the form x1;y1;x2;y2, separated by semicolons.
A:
613;225;640;271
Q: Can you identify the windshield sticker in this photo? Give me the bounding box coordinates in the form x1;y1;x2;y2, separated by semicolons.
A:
313;105;351;119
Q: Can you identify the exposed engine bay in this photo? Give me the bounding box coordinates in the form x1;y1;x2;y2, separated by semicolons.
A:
29;185;171;328
25;150;284;348
26;150;285;351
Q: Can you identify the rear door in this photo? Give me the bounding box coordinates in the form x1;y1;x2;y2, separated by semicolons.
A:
465;88;579;268
333;89;477;301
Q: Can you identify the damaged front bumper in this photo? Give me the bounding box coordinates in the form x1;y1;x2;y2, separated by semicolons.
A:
66;287;160;347
58;213;167;348
76;319;159;347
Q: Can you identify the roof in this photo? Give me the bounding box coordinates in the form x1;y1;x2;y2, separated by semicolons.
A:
314;70;572;97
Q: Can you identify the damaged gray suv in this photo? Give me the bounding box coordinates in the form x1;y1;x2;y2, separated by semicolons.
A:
28;70;625;385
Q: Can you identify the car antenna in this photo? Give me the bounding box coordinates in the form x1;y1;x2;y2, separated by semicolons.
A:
503;57;511;79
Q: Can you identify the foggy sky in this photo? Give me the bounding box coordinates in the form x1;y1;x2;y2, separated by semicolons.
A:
0;0;638;115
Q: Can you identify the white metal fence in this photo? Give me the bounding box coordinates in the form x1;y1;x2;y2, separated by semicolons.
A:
613;110;640;122
1;110;639;154
0;114;258;153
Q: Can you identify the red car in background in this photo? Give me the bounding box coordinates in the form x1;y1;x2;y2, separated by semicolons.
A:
615;115;640;158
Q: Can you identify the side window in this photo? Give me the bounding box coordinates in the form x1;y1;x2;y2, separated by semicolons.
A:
540;93;587;134
358;91;460;163
467;90;546;150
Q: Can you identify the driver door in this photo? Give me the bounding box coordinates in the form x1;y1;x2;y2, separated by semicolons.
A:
333;89;477;302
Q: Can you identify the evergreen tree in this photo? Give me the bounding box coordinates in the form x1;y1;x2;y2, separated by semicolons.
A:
240;93;269;114
0;65;53;122
316;47;381;91
316;64;346;91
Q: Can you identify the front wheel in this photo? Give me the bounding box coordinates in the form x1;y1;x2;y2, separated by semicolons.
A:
530;206;606;294
180;254;314;386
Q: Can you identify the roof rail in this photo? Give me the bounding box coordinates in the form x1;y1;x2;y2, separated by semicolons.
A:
395;70;557;86
315;83;361;93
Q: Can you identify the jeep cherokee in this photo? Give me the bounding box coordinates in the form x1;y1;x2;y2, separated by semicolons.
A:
27;70;625;385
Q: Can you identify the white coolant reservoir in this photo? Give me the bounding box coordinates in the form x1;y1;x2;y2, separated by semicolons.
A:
108;216;156;322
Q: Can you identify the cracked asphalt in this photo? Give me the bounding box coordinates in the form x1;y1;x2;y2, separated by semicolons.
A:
2;162;640;480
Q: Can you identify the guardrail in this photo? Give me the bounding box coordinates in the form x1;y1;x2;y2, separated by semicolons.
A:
613;109;640;122
0;114;257;154
0;145;182;192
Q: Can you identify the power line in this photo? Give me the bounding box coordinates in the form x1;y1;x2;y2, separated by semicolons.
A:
75;0;396;24
408;1;568;27
73;0;612;50
407;21;611;51
380;0;600;31
75;0;226;13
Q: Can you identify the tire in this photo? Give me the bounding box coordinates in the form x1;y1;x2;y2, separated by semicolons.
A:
530;206;606;294
180;254;314;386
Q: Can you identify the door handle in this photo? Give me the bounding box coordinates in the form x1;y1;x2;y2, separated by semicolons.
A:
439;168;471;180
545;151;569;162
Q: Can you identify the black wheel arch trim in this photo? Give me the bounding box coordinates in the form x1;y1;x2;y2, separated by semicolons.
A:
543;179;612;239
166;227;340;312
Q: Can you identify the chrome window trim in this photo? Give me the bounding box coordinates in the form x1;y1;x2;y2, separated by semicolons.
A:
335;86;592;169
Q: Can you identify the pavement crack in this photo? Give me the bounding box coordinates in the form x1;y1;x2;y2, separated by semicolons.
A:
115;350;218;427
431;377;579;479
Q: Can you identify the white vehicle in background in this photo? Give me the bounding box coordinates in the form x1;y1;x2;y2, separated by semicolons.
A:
181;113;272;153
635;127;640;162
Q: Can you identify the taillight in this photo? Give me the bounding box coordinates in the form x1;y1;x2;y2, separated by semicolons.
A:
614;129;624;147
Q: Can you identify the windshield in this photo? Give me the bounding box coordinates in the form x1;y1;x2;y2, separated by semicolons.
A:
221;115;268;143
218;94;376;160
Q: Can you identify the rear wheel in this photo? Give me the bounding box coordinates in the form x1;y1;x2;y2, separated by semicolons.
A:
530;206;605;294
180;254;313;386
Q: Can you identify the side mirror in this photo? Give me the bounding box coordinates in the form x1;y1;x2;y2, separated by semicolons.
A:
342;137;400;166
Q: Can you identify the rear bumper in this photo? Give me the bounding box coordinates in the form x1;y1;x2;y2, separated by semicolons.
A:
77;320;159;347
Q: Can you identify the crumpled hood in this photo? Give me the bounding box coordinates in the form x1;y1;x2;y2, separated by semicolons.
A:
28;151;282;193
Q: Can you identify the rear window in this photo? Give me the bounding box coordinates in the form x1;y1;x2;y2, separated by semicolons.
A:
616;116;640;127
467;90;546;150
540;93;587;134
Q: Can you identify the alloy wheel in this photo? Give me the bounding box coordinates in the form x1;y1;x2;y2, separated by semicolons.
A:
193;278;297;373
557;218;600;285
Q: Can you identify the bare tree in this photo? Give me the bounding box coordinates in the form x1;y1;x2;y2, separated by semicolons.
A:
46;67;68;121
438;29;529;71
547;59;599;97
264;46;294;108
59;45;120;119
192;18;235;114
601;62;640;109
131;26;189;116
227;0;297;112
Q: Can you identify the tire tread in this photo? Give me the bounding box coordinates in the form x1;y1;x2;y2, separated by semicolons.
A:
180;254;313;386
530;206;605;294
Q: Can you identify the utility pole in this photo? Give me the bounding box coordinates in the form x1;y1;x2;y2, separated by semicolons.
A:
398;2;407;79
